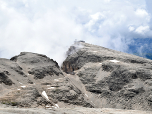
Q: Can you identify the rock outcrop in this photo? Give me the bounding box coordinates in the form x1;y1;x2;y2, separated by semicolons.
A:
62;41;152;111
0;52;93;109
1;41;152;113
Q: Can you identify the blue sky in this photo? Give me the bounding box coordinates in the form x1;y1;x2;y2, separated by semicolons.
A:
0;0;152;64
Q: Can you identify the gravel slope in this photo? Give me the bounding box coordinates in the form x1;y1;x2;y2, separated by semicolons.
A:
0;108;152;114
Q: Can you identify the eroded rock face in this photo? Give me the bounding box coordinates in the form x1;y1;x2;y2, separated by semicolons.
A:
10;52;63;79
62;42;152;73
62;41;152;111
0;52;93;109
1;42;152;112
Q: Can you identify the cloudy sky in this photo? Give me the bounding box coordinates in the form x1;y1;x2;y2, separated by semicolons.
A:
0;0;152;65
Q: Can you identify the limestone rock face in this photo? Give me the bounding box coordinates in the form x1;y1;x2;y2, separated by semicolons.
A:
62;42;152;74
62;41;152;111
1;41;152;113
0;52;93;109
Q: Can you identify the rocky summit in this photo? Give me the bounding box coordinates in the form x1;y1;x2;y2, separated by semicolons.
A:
0;41;152;114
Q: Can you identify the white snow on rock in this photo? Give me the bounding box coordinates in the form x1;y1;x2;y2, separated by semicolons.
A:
17;89;21;90
51;106;57;109
46;105;51;108
91;101;95;105
55;104;59;108
42;91;49;101
54;79;59;82
93;51;97;52
21;86;26;88
19;82;22;84
48;87;55;89
99;63;102;64
85;94;88;97
110;59;120;63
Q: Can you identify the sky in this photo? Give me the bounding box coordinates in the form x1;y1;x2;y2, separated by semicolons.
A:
0;0;152;65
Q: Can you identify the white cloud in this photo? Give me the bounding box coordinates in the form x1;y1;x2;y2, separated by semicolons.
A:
135;9;148;17
135;26;150;34
129;26;135;31
0;0;152;65
104;0;111;3
85;12;105;33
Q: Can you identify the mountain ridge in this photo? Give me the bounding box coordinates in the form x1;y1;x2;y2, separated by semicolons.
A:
0;41;152;113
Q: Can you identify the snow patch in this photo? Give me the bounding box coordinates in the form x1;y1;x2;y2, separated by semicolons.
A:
110;59;120;63
93;51;97;52
54;79;59;81
85;94;88;97
46;105;51;108
99;63;102;64
51;106;57;109
19;82;22;84
47;85;51;86
48;87;55;89
91;101;95;105
55;104;59;108
17;89;20;90
21;86;26;88
42;91;49;101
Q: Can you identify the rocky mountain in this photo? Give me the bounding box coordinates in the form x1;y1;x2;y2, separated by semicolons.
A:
0;52;92;109
62;41;152;111
0;41;152;113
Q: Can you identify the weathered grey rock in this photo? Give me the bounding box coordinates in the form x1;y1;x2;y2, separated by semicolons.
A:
0;52;93;109
62;42;152;73
0;107;151;114
1;41;152;112
10;52;63;79
62;41;152;111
